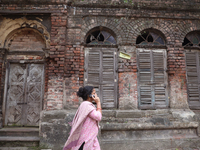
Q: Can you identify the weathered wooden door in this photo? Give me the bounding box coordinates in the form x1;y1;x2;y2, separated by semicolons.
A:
185;51;200;109
5;63;44;126
137;48;168;109
84;47;118;108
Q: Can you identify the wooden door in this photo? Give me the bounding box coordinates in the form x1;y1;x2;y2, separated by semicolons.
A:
84;47;118;108
185;52;200;109
5;63;44;126
137;48;168;109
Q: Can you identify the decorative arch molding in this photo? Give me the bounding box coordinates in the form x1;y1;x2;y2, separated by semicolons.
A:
81;17;200;46
5;28;46;51
0;18;50;49
81;17;123;45
136;28;166;46
179;20;200;43
82;17;172;45
182;30;200;48
84;26;117;45
130;19;170;45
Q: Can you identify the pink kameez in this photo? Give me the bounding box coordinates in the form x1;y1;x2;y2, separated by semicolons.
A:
74;110;102;150
63;101;102;150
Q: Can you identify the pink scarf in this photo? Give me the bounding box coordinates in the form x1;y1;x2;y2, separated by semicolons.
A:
63;101;96;150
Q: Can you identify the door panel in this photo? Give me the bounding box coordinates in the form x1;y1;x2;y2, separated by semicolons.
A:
6;64;26;125
5;63;44;126
26;64;44;126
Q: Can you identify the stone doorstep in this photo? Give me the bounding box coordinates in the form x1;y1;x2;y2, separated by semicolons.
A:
102;109;196;119
0;147;29;150
100;121;200;142
100;121;199;130
0;136;40;141
0;148;52;150
100;138;200;150
102;109;171;118
0;127;39;137
0;127;39;132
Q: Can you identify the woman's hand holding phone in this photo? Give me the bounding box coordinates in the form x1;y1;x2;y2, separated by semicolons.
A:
92;93;100;103
92;94;102;114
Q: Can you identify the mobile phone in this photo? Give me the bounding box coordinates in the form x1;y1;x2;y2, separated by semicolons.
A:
89;94;95;98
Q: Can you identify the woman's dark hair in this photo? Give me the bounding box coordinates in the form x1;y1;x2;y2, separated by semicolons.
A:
77;86;94;100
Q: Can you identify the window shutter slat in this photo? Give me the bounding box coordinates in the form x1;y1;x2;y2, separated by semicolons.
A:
153;51;165;84
186;53;198;83
186;52;200;108
102;84;115;108
138;50;153;108
153;50;167;108
87;50;101;84
84;48;117;108
155;86;166;107
102;50;115;84
101;49;116;108
138;51;151;83
140;86;152;105
138;49;168;109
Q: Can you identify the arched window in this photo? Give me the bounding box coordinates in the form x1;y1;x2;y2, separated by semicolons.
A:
184;31;200;109
136;30;165;46
86;29;116;45
182;31;200;47
136;29;168;109
84;27;118;108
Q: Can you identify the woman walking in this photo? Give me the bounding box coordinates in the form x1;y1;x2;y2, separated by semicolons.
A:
63;86;102;150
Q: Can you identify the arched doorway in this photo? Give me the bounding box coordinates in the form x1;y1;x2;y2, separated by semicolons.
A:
4;28;46;126
84;27;118;108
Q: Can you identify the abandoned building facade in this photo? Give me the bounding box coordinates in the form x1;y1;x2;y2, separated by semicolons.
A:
0;0;200;149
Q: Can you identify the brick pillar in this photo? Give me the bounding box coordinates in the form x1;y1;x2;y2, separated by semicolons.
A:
45;13;67;110
168;45;188;109
63;45;84;109
118;46;138;110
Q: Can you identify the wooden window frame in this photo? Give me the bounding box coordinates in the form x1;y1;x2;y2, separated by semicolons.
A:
84;47;118;109
185;49;200;109
137;48;169;110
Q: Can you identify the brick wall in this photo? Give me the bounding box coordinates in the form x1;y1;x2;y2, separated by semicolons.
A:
0;1;200;110
1;0;200;11
63;44;84;109
46;12;67;110
8;29;45;51
66;15;196;109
